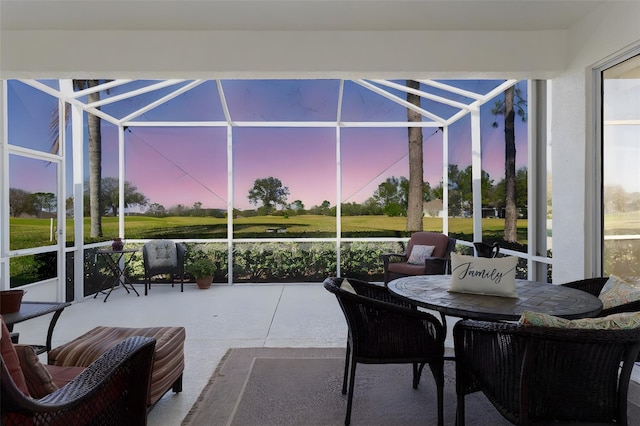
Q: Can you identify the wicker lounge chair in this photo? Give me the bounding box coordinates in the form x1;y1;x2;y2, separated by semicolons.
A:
1;334;156;426
381;232;456;284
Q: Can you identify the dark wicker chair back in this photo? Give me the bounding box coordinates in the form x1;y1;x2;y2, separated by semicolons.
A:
454;319;640;426
560;277;609;297
324;277;446;426
1;336;156;426
473;241;500;258
142;240;186;294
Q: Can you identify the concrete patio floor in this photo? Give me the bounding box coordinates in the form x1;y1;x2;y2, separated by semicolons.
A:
12;282;353;425
10;281;640;425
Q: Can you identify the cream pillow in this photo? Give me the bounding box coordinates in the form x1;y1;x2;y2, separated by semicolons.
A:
449;252;518;298
407;245;436;265
519;310;640;330
340;279;357;294
598;276;640;310
147;240;178;268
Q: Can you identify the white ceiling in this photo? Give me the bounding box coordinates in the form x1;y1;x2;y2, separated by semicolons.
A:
1;0;607;32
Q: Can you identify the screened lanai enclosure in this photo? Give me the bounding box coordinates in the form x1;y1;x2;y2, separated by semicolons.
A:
3;78;553;301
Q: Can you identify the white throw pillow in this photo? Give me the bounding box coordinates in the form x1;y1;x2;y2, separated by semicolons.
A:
449;252;519;298
407;245;436;265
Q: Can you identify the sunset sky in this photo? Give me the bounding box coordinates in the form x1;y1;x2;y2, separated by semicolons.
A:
7;79;528;211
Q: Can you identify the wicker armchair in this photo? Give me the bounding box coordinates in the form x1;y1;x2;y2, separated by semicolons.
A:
142;240;186;295
1;336;156;426
473;241;500;258
453;319;640;425
381;232;456;284
560;277;640;316
324;277;445;426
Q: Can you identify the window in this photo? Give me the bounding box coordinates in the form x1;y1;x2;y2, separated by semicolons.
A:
601;52;640;279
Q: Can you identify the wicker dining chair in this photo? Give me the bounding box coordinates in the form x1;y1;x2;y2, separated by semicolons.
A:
323;277;446;426
454;319;640;426
473;241;500;258
560;277;640;316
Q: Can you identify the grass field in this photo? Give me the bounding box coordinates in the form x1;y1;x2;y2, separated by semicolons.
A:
8;215;527;250
8;214;533;287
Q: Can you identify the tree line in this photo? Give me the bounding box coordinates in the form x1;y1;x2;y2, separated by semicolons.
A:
9;177;148;218
9;164;530;219
9;164;530;220
240;166;528;218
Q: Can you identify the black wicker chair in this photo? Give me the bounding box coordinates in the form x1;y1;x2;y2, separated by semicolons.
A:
453;319;640;426
142;240;186;295
560;277;640;316
324;277;446;426
473;241;500;258
1;336;156;426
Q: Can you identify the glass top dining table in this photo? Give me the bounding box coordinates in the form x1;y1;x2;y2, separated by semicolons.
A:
387;275;603;322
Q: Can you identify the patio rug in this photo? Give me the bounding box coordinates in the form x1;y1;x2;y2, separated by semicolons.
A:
182;347;510;426
182;347;640;426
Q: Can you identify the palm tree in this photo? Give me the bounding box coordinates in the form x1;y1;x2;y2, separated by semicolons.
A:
85;81;104;238
492;84;527;242
52;80;105;238
406;80;423;232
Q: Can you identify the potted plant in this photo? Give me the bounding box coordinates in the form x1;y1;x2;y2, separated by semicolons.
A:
186;258;216;289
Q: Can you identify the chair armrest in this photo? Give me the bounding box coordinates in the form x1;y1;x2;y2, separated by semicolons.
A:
2;336;156;425
142;245;150;272
600;299;640;316
176;243;186;262
423;256;447;275
176;243;186;273
560;277;608;297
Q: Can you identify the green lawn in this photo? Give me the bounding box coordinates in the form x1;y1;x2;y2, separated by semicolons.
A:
8;214;533;288
604;212;640;235
9;214;525;250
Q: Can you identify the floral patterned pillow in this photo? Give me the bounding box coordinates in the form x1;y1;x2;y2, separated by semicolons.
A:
407;245;436;265
519;310;640;330
598;276;640;310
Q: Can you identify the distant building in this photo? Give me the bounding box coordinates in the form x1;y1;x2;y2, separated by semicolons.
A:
423;199;444;218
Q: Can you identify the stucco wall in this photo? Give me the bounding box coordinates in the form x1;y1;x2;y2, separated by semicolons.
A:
551;2;640;283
